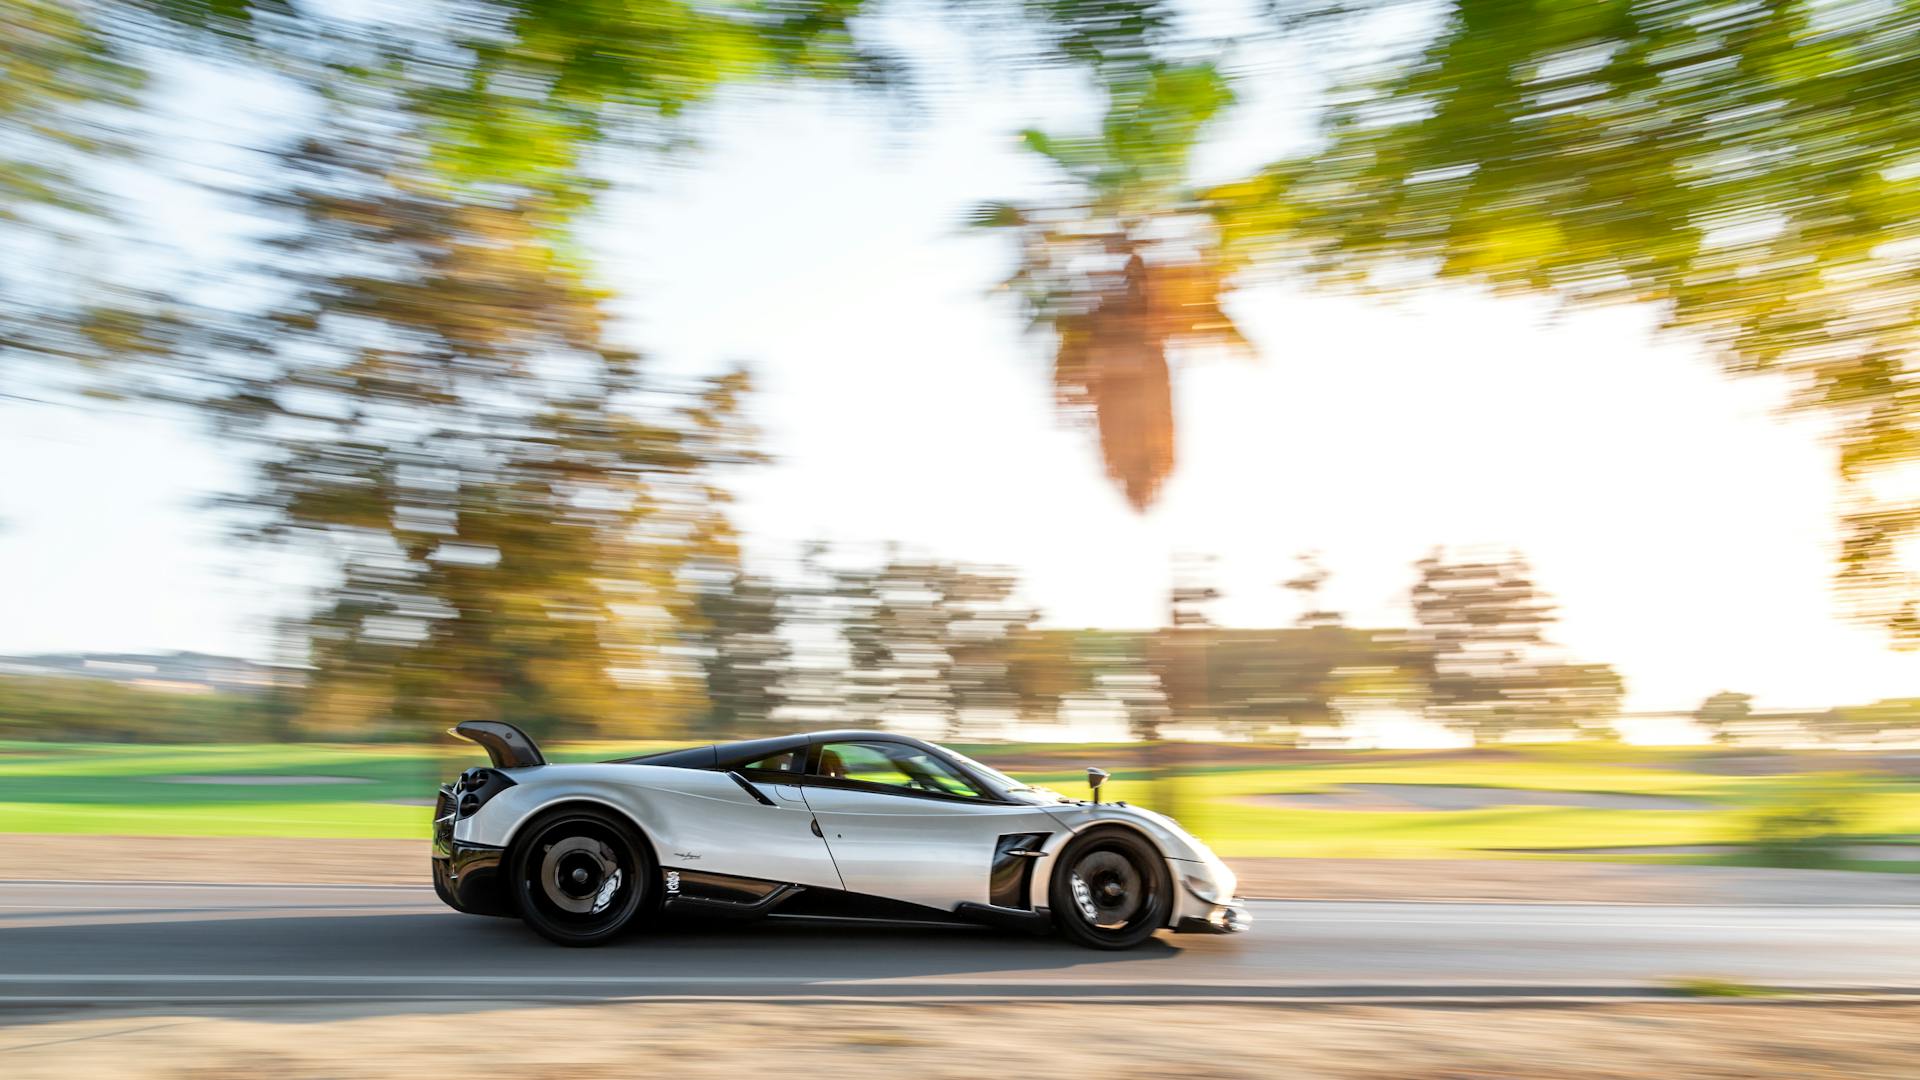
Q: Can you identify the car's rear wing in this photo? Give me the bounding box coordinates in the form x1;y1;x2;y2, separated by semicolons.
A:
449;720;547;769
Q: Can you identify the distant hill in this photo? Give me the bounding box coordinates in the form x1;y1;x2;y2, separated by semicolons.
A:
0;652;290;695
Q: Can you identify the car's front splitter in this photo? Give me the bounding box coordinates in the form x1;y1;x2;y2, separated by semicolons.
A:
1174;900;1252;934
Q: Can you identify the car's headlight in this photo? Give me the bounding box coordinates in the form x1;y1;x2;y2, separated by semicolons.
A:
1183;873;1221;903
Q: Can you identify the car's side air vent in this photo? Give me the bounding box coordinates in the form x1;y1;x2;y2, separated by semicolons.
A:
989;832;1050;909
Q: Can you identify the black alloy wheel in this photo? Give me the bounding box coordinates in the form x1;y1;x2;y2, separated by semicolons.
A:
1049;827;1169;950
510;807;651;946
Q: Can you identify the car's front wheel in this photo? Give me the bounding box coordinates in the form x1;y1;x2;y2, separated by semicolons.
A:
1048;827;1170;950
509;807;652;947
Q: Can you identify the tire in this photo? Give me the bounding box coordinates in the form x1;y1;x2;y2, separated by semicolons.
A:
509;806;652;947
1048;827;1171;950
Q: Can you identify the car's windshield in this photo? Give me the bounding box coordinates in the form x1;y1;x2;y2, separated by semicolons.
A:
817;741;986;798
939;747;1030;793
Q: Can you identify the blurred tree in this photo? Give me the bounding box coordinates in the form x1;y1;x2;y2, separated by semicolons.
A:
1810;698;1920;748
1408;549;1623;741
995;622;1432;743
1283;550;1343;629
1002;626;1100;726
1409;550;1555;730
1273;555;1360;736
0;0;179;382
0;0;1210;742
0;675;273;742
1694;690;1755;745
25;1;1920;650
1510;661;1626;741
677;480;793;739
0;0;900;390
971;62;1250;509
832;554;1034;739
1168;551;1223;629
689;570;793;738
0;1;137;227
195;99;757;741
774;541;861;724
1157;551;1222;741
1152;625;1409;738
384;0;901;207
1218;0;1920;642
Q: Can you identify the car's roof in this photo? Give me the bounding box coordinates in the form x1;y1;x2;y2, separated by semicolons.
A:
612;729;943;769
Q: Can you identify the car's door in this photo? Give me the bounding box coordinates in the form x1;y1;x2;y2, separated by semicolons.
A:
642;749;844;891
799;739;1060;911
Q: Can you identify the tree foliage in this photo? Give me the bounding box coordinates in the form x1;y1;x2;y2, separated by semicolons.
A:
832;555;1035;738
974;62;1249;509
1218;0;1920;640
0;675;286;742
0;0;170;379
1409;549;1623;740
690;569;793;738
191;95;764;740
1694;689;1754;744
1283;551;1342;629
0;1;140;220
24;0;1920;733
1811;697;1920;746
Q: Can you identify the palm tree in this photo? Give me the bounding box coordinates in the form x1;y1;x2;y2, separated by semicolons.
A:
973;62;1249;511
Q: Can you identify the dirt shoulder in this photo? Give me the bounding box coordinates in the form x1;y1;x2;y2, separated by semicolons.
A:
0;834;428;886
4;834;1917;904
6;1001;1920;1079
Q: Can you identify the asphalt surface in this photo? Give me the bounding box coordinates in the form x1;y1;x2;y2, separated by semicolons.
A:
2;881;1918;1004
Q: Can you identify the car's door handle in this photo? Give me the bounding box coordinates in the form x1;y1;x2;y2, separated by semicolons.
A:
810;817;823;838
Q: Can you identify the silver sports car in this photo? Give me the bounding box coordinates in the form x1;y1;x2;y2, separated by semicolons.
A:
432;721;1250;948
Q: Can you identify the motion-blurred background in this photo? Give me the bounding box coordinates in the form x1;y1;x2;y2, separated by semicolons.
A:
15;3;1920;1074
8;0;1920;906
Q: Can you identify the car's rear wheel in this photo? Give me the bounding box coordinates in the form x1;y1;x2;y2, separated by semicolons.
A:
510;807;651;947
1048;827;1169;950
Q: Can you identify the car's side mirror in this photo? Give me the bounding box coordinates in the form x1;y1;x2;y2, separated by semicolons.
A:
1087;767;1110;804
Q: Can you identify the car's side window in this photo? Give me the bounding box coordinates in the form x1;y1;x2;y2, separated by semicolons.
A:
813;741;984;799
740;750;803;775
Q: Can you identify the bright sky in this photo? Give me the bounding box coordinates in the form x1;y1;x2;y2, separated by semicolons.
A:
2;13;1916;712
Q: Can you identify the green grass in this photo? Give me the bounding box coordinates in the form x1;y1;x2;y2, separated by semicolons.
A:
1008;748;1920;861
1666;978;1790;998
0;800;430;839
3;740;1918;861
0;739;674;839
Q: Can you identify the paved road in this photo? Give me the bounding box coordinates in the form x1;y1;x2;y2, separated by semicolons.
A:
2;881;1917;1003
